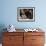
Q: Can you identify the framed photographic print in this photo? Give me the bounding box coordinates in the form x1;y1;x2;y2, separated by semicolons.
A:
17;7;35;22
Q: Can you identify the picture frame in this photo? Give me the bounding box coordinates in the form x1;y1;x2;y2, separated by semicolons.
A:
17;7;35;22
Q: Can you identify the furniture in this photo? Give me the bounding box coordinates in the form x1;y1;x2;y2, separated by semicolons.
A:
2;31;45;46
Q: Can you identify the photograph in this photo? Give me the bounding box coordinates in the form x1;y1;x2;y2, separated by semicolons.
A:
17;7;35;22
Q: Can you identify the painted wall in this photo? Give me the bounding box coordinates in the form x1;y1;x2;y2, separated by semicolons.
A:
0;0;46;44
0;0;46;30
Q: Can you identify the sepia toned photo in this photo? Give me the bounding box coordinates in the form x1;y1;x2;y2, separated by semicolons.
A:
17;7;35;22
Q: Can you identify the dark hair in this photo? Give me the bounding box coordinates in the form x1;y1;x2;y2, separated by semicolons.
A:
20;9;22;17
25;9;33;19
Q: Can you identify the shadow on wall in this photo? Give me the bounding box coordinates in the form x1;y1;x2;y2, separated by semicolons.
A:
0;24;7;43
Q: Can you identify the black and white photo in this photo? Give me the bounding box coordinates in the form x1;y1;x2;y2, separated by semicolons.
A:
17;7;35;22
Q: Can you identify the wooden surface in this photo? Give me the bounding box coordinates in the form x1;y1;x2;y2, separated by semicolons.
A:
3;32;24;46
2;31;45;46
24;32;45;46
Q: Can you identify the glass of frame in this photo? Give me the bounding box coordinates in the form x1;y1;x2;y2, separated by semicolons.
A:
17;7;35;22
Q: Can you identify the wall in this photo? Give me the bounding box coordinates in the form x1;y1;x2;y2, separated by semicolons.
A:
0;0;46;44
0;0;46;29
